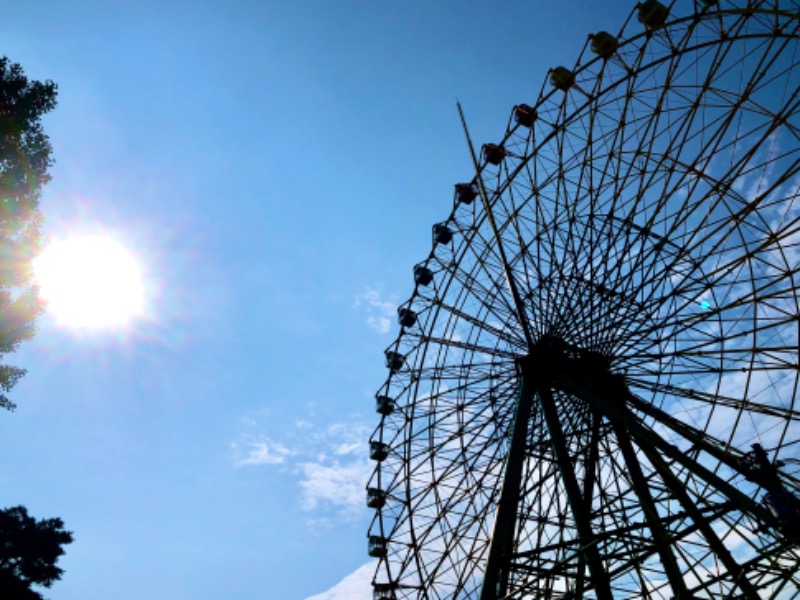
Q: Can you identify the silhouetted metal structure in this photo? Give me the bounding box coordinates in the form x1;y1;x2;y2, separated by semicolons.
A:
368;1;800;597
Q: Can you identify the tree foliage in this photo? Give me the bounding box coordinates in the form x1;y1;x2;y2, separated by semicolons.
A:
0;506;73;599
0;57;58;411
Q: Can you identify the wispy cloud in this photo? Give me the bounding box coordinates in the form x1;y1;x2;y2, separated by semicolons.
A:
295;421;371;519
231;416;372;521
354;287;397;334
231;438;293;467
298;459;372;515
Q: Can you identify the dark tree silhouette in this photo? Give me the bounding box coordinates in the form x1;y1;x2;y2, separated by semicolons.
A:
0;57;58;411
0;506;73;599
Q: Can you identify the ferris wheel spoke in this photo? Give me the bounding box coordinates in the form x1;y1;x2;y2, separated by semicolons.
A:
677;129;800;269
652;341;799;370
494;188;541;312
420;486;491;596
635;302;797;353
660;164;800;298
627;376;800;422
618;108;799;301
562;107;602;293
683;198;800;291
406;335;518;362
628;251;800;355
443;237;523;319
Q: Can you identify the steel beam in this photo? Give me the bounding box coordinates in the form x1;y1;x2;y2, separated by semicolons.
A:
637;439;762;599
537;385;615;600
610;418;691;598
576;412;603;600
554;373;778;527
479;376;535;600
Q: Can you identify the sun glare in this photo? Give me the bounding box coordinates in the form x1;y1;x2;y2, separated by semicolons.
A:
34;234;145;329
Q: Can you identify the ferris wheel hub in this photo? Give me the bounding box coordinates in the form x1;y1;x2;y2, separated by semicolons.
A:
522;335;629;408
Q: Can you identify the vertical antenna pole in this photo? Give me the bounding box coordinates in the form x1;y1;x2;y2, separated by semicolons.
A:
457;101;536;352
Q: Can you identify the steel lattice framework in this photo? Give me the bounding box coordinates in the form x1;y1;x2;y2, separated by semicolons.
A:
367;1;800;598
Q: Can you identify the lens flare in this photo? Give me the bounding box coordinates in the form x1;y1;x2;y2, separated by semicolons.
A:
33;234;145;329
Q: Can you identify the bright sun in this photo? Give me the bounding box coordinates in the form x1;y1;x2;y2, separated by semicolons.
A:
33;234;145;329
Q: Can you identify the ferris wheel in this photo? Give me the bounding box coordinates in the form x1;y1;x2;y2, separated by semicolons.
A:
366;1;800;598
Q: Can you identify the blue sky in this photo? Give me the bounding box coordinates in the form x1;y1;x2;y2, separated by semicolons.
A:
0;1;635;598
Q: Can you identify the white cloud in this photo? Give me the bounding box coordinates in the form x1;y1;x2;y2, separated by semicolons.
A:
367;315;391;334
334;441;361;455
304;562;375;600
231;438;292;467
355;287;398;334
231;416;372;521
298;458;372;515
295;422;372;519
